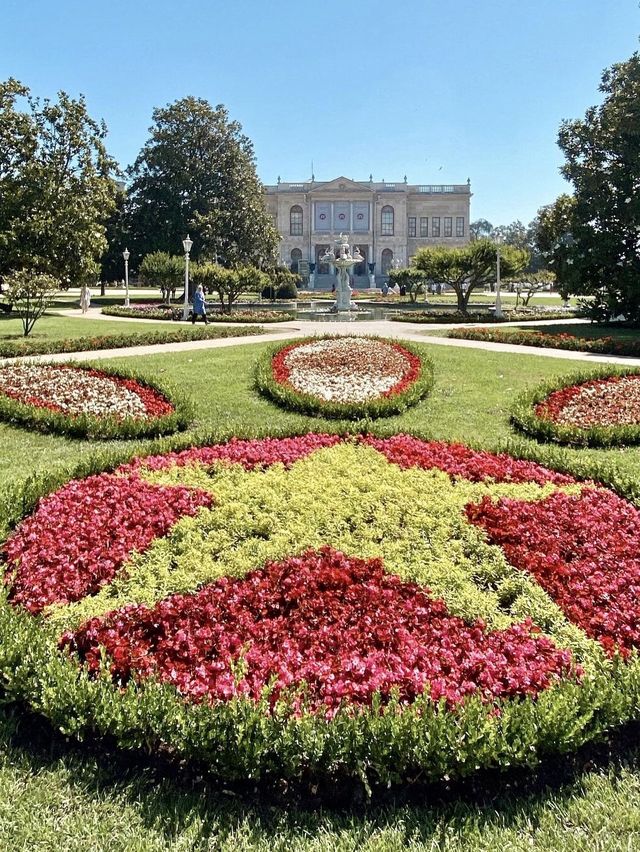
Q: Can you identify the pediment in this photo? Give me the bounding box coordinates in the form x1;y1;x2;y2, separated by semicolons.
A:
309;176;368;193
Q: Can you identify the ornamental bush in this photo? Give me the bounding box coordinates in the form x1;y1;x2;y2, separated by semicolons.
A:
511;368;640;447
0;362;193;439
0;324;262;358
255;336;434;419
4;435;640;787
447;326;640;357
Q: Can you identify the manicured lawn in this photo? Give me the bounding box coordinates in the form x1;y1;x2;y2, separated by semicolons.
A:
0;313;182;341
3;337;640;850
495;322;640;342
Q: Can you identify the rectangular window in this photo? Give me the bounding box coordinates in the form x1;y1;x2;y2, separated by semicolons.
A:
419;216;428;237
432;217;441;237
408;217;416;237
456;216;465;237
444;217;452;237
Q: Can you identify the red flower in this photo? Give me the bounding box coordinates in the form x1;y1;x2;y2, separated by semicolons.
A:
62;547;577;713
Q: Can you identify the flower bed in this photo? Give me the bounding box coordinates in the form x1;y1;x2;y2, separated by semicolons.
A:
102;305;295;323
0;324;263;359
0;363;193;439
255;336;434;419
389;308;582;324
511;368;640;446
447;325;640;356
2;435;640;786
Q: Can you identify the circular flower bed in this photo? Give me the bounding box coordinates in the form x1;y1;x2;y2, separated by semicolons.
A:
511;368;640;446
255;336;434;418
0;363;193;439
2;435;640;786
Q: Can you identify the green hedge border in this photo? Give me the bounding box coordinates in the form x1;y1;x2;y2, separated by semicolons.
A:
0;324;263;359
446;325;640;357
0;361;194;440
102;305;296;324
4;428;640;787
254;336;435;420
511;367;640;448
389;309;583;324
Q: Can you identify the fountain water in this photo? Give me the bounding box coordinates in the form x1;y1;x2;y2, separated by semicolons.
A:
320;234;364;312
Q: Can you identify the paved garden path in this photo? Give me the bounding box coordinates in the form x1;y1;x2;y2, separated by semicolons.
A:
7;309;640;368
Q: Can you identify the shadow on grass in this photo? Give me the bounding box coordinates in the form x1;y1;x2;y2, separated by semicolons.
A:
2;698;640;847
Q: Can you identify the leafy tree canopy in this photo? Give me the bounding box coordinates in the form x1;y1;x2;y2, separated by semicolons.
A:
2;269;59;336
0;78;119;286
125;97;278;268
413;241;528;313
557;51;640;321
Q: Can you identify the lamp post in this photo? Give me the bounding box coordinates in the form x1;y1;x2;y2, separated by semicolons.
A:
182;235;193;321
122;248;130;307
494;234;503;319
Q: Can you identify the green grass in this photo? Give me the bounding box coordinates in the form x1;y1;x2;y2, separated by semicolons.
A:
3;337;640;849
492;322;640;342
0;313;185;341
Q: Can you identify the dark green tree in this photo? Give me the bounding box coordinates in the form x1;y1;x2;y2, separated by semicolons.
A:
125;97;278;267
557;51;640;321
532;194;578;300
413;241;528;313
0;78;119;286
469;219;493;241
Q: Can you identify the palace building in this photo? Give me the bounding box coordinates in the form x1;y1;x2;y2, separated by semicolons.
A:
264;175;472;287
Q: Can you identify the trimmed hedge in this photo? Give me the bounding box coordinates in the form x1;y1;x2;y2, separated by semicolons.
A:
4;435;640;788
255;336;434;420
511;367;640;448
447;325;640;356
0;362;194;440
389;309;583;324
0;324;263;359
102;305;295;324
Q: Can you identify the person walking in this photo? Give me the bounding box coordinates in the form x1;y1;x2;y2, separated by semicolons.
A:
80;284;91;314
192;284;209;324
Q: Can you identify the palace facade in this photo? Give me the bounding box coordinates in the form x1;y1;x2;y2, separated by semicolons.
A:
264;175;472;287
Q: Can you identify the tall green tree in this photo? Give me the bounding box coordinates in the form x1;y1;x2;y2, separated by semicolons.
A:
557;51;640;321
0;78;119;286
469;219;493;241
125;97;278;267
532;194;578;300
413;241;528;313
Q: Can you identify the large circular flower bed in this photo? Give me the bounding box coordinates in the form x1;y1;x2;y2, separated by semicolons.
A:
255;336;433;418
511;368;640;446
0;363;192;439
2;434;640;785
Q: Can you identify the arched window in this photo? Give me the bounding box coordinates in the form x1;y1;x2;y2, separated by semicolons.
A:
290;248;302;272
381;205;394;236
290;205;303;236
381;248;393;275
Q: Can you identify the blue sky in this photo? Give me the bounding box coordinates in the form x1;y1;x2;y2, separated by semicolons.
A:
1;0;638;225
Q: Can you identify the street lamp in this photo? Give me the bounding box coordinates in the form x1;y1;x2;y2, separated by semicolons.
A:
122;248;130;307
494;234;503;319
182;234;193;321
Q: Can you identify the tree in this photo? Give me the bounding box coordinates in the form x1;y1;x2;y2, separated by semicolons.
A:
125;97;278;267
469;219;494;241
505;270;556;307
139;252;183;302
533;195;578;301
0;78;119;286
2;270;59;335
193;263;267;313
413;241;528;313
387;267;430;302
557;51;640;322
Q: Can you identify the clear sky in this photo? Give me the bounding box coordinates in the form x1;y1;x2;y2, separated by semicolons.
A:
1;0;638;226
